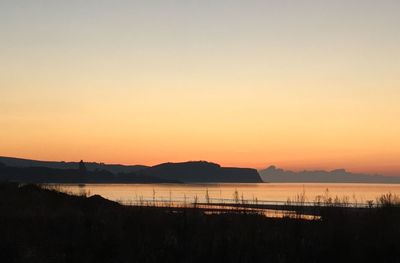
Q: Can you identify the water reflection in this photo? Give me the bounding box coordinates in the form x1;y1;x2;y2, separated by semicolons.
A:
53;183;400;205
47;183;400;220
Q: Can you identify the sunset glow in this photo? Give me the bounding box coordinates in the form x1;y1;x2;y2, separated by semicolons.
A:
1;1;400;175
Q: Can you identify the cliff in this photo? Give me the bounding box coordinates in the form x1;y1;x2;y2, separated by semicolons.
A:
142;161;262;183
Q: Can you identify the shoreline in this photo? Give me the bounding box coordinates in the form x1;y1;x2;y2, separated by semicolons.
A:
1;182;400;262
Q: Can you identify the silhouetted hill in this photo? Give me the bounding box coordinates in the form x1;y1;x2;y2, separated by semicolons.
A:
259;165;400;183
0;163;178;184
0;156;148;174
142;161;262;183
0;157;263;183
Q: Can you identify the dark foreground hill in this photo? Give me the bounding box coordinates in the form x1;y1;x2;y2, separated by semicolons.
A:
1;182;400;263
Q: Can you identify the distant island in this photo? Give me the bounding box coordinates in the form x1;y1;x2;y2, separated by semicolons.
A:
0;156;262;184
259;165;400;184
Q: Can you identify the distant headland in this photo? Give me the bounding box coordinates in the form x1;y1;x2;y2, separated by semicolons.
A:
0;156;262;184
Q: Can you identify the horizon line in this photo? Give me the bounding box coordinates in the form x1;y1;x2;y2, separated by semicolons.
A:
1;155;397;177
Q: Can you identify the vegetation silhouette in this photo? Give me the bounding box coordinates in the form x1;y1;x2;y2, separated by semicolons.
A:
1;182;400;263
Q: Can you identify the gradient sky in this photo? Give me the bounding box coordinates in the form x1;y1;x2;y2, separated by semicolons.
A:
1;0;400;175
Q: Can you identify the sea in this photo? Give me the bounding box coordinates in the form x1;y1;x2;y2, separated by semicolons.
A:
54;183;400;206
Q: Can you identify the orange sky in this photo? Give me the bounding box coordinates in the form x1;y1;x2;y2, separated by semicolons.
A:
1;1;400;176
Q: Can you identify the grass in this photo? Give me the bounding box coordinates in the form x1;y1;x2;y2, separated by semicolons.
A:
1;182;400;263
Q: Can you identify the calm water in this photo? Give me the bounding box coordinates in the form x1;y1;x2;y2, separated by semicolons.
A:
56;183;400;206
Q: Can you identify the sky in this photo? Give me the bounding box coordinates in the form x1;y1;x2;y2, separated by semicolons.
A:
1;0;400;175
